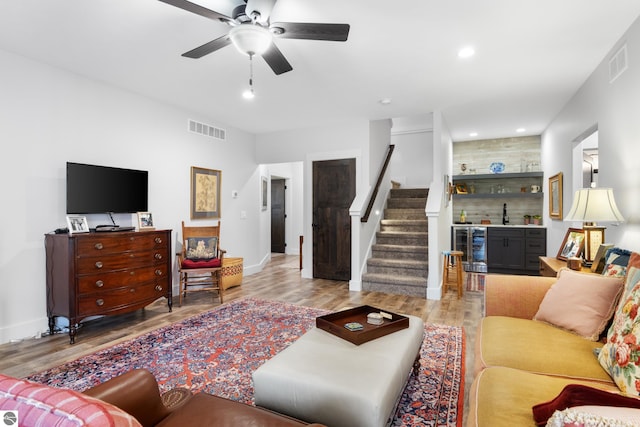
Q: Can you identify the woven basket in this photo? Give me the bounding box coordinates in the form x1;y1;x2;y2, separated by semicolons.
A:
221;257;243;290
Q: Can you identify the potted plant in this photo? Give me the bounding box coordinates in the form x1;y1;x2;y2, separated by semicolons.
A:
523;215;531;225
533;215;542;225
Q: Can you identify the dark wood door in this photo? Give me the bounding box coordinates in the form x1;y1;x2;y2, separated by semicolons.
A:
271;179;286;253
312;158;356;281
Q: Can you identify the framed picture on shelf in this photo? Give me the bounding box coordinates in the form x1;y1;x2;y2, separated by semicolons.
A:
556;227;585;261
455;183;468;194
190;166;221;219
549;172;563;219
590;243;614;273
137;211;154;230
66;215;89;234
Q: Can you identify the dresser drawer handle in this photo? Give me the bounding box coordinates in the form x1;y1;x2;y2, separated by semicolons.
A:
130;288;136;293
155;237;162;244
130;271;135;276
95;280;104;288
96;299;104;306
95;261;103;269
94;243;104;250
155;269;163;276
155;285;163;292
155;253;163;260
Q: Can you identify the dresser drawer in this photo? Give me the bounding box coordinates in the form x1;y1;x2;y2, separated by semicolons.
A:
75;232;168;256
78;281;168;317
76;249;168;274
77;265;169;294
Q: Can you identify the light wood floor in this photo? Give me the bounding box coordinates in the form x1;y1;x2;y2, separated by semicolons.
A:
0;254;483;424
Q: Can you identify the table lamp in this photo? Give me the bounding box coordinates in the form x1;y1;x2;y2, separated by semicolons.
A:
564;187;625;263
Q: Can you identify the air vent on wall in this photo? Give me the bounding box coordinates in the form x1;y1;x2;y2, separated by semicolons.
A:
188;119;226;140
609;43;628;83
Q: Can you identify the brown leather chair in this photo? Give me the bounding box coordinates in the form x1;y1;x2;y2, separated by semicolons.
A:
177;221;225;305
84;369;326;427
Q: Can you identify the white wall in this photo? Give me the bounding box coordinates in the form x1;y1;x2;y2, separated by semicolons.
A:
389;131;434;188
0;49;261;344
426;111;453;300
267;162;304;255
542;15;640;254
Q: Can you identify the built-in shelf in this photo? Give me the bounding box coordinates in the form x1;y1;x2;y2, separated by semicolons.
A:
453;192;544;200
452;171;543;180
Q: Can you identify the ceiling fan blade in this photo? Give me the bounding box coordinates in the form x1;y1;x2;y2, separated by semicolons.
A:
158;0;233;23
270;22;350;42
262;42;293;75
182;34;232;58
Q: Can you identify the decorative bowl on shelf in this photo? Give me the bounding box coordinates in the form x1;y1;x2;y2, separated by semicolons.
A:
489;162;505;173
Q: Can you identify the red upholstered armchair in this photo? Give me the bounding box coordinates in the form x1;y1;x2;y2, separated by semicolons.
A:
177;221;226;305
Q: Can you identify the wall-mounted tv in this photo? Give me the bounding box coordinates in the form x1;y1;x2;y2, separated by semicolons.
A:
66;162;148;214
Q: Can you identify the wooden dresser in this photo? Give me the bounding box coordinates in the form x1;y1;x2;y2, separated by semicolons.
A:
45;230;172;343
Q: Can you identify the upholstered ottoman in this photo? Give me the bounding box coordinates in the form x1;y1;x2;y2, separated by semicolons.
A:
252;314;424;427
221;257;243;290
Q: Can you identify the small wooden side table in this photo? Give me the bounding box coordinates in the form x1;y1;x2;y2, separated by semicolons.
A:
539;256;595;277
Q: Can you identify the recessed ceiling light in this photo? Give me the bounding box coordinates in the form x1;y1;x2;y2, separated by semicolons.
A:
379;98;392;105
516;128;526;133
458;46;475;58
469;132;478;137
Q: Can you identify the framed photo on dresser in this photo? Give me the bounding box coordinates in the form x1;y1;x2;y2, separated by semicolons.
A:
66;215;89;234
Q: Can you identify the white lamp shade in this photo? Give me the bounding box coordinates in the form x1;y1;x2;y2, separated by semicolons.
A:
564;188;625;223
229;24;272;56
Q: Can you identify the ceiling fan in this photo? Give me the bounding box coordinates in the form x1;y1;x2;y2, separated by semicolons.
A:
159;0;350;75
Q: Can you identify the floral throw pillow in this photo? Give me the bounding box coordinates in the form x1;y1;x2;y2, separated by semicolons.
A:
185;236;218;260
598;252;640;396
602;247;632;279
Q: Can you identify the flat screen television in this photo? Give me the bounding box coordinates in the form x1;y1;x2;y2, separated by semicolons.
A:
66;162;148;214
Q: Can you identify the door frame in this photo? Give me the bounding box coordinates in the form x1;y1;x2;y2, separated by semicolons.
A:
302;150;362;280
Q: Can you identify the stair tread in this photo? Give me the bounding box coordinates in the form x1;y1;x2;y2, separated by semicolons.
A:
372;244;428;252
362;273;427;286
367;258;427;267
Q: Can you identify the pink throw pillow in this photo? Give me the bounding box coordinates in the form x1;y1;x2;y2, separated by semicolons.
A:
534;268;623;341
0;373;142;426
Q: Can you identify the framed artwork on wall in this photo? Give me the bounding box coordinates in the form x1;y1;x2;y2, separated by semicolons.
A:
137;211;154;230
66;215;89;234
556;227;585;261
191;167;221;219
261;176;268;211
549;172;563;219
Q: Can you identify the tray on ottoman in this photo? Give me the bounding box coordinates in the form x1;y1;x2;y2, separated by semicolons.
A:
316;305;409;345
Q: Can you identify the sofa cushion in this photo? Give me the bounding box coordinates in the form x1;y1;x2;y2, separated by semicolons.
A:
156;393;316;427
533;268;623;341
467;367;619;427
0;373;142;427
475;316;611;382
598;252;640;396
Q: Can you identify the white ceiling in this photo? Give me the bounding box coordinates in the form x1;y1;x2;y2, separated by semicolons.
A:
1;1;639;141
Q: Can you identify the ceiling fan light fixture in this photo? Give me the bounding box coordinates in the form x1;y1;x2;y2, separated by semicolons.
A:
229;24;273;56
242;88;255;99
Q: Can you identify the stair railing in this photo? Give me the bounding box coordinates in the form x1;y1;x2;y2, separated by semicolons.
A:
361;144;395;222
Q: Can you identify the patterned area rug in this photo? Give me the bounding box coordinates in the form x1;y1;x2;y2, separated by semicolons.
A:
465;272;486;292
27;298;465;426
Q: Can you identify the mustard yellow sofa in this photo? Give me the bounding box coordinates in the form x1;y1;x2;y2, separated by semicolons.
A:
467;273;623;426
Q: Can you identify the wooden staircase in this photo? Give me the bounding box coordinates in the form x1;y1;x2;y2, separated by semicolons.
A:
362;188;429;297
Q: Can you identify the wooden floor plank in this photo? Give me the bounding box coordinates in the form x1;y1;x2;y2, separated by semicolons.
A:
0;253;483;424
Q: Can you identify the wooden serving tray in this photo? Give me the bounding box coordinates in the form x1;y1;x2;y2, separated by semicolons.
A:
316;305;409;345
